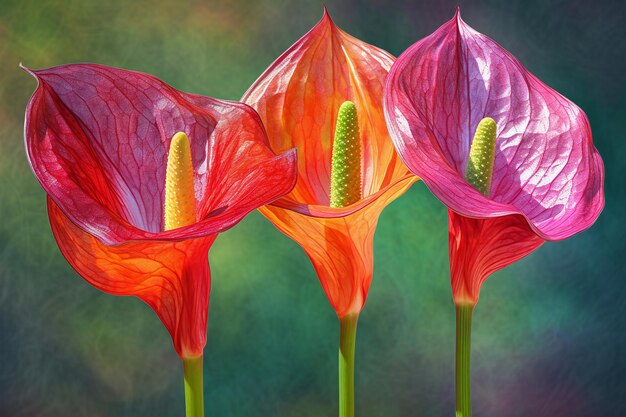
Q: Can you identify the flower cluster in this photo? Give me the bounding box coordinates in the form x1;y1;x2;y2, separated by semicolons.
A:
23;8;604;417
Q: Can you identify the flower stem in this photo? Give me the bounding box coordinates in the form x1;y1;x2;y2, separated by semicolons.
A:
183;356;204;417
339;313;359;417
456;304;474;417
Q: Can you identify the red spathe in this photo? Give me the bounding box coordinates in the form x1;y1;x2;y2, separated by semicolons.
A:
25;64;297;357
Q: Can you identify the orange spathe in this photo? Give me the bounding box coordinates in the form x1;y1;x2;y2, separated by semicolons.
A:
243;9;417;317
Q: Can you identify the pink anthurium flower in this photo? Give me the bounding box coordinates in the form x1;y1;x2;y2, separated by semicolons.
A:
24;64;296;417
384;11;604;417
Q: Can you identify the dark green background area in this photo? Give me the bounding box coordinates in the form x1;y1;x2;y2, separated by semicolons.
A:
0;0;623;416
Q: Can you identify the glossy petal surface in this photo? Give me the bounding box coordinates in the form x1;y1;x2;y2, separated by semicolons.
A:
448;210;544;304
263;178;414;317
384;12;604;241
49;199;215;357
26;64;297;245
243;11;415;317
25;64;297;357
384;12;604;303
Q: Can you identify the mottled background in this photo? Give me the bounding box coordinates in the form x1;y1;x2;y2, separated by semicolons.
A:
0;0;624;416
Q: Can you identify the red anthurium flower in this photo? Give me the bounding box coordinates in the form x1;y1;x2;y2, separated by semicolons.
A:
25;63;296;415
242;10;416;417
384;10;604;417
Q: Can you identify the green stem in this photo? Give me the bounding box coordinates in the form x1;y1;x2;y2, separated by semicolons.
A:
339;313;359;417
456;304;474;417
183;356;204;417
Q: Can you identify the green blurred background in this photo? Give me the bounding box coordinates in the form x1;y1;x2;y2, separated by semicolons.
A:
0;0;623;416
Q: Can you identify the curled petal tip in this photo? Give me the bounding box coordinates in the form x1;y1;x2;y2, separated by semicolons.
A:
19;63;38;80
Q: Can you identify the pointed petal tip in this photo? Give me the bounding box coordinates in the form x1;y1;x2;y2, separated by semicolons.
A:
322;4;330;19
320;4;337;29
452;6;467;30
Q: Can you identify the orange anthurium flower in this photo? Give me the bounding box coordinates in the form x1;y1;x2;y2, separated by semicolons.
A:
242;10;416;417
243;9;416;319
24;64;296;416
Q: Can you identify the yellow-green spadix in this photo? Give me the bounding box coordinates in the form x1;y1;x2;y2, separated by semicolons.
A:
330;101;362;208
465;117;497;196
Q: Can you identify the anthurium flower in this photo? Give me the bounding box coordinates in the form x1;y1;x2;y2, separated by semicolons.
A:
24;63;296;416
242;10;416;417
384;11;604;417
